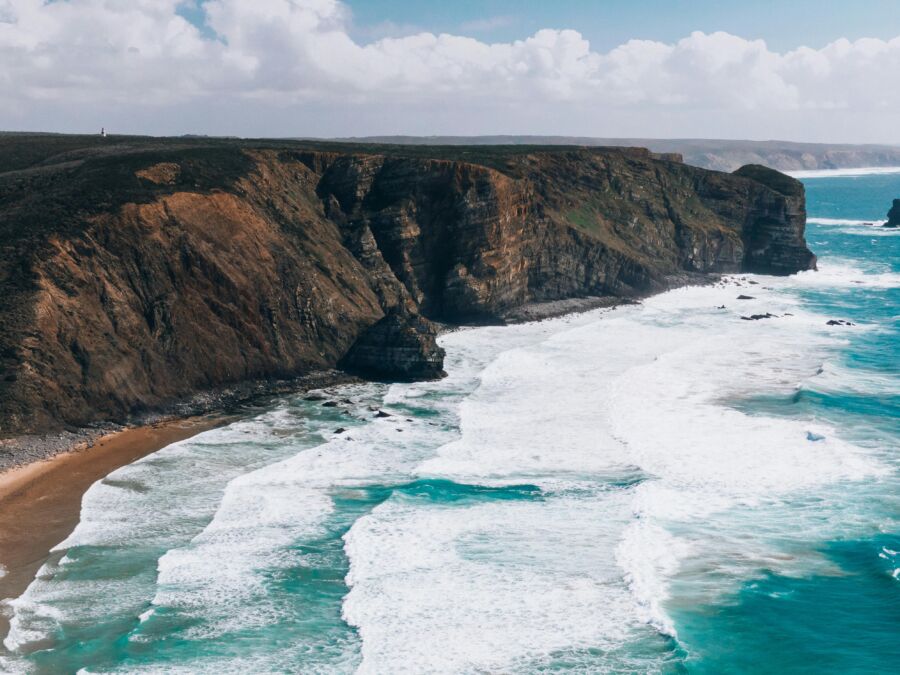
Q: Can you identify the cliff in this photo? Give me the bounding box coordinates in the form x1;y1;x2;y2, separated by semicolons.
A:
0;136;815;437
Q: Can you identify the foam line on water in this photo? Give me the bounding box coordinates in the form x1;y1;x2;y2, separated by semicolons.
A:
804;359;898;397
782;260;900;290
807;218;900;235
808;217;884;226
787;166;900;178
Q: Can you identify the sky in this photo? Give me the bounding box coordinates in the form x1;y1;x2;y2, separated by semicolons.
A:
344;0;900;53
1;0;900;143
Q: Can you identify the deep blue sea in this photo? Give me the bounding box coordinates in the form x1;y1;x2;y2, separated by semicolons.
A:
1;169;897;674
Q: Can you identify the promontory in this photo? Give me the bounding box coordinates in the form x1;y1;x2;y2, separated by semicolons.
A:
0;135;816;443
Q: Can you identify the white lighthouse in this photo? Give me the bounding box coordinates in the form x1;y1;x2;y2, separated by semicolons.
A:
100;127;106;137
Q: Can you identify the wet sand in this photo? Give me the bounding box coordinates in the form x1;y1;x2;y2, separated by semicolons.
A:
0;417;227;640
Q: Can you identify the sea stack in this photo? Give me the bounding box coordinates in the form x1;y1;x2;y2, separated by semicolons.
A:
885;199;900;227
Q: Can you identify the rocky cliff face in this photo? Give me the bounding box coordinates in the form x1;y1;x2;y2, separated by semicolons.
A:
341;306;446;381
0;138;815;436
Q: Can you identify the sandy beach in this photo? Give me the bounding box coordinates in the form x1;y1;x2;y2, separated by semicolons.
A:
0;417;227;640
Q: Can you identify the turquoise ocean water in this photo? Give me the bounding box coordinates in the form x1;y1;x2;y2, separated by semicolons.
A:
1;170;897;673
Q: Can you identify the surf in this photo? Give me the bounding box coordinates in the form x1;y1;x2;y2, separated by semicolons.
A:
3;170;898;674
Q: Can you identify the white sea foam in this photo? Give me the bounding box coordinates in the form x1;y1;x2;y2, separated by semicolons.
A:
0;657;28;675
616;521;689;636
808;217;881;226
838;228;899;237
787;166;900;178
610;284;885;618
786;259;900;290
807;218;900;237
139;322;582;658
343;276;885;671
805;359;897;397
342;309;662;672
344;494;643;673
417;324;638;484
149;394;422;640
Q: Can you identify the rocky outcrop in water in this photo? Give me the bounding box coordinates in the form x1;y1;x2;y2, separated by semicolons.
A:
885;199;900;227
0;136;816;437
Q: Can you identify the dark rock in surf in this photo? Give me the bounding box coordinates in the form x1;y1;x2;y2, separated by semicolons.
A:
341;306;447;381
885;199;900;227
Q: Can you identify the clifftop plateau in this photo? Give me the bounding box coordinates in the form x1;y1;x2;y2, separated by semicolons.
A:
332;135;900;173
0;135;815;438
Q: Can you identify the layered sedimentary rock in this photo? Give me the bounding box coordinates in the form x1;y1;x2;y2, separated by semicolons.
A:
341;306;446;381
0;137;816;436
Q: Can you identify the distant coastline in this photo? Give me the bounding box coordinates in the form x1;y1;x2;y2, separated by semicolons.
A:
785;166;900;178
326;136;900;173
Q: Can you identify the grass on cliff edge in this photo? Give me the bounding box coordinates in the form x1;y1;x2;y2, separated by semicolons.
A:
0;133;666;176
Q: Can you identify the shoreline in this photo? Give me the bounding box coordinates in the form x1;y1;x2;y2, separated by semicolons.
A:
0;368;363;642
0;369;364;474
0;416;228;641
0;270;801;652
0;287;717;642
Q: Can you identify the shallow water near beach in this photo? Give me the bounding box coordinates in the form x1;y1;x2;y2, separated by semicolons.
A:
1;171;898;673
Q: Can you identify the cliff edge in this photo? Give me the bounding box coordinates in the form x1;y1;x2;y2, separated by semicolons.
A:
0;136;816;437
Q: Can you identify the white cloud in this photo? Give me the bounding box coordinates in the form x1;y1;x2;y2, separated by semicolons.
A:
0;0;898;141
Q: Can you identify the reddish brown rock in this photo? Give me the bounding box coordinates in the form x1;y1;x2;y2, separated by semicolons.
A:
0;137;815;437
